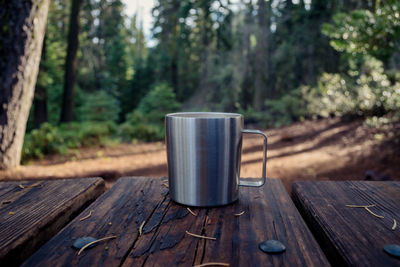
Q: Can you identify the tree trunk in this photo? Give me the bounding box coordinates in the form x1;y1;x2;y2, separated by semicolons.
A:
253;0;270;111
240;2;255;110
170;0;180;99
0;0;50;169
60;0;84;123
34;35;48;129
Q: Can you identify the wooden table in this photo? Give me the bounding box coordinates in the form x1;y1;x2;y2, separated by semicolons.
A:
292;181;400;267
0;178;105;266
20;177;328;266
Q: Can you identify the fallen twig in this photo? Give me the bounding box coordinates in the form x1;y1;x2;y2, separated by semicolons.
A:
392;219;397;230
187;208;197;217
193;263;229;267
234;211;245;216
2;200;11;205
79;210;94;221
77;236;117;255
186;231;216;241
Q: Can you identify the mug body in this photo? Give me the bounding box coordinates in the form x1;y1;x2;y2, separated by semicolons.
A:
165;112;243;207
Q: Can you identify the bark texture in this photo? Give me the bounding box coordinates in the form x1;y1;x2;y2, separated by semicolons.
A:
0;0;50;169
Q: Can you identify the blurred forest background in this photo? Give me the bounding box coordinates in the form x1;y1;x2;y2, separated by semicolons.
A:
22;0;400;163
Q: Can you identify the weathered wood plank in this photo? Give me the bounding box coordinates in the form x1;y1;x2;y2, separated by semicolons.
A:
22;177;168;267
123;200;207;266
0;178;105;266
292;181;400;267
194;179;329;267
24;177;328;266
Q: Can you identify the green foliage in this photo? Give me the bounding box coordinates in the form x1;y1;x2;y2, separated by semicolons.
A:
22;121;118;162
364;115;393;129
119;83;181;142
264;89;308;127
22;123;65;160
119;120;163;142
322;3;400;63
301;73;356;118
59;121;118;147
120;57;154;117
303;57;400;118
136;83;181;123
79;0;132;97
22;0;400;163
239;88;308;128
283;1;400;126
77;90;120;122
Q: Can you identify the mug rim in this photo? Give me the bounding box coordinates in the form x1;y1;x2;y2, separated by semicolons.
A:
166;112;242;119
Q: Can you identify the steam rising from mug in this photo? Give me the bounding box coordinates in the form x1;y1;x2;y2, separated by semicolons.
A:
165;112;268;207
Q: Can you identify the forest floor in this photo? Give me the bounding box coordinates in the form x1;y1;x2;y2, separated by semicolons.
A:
1;117;399;193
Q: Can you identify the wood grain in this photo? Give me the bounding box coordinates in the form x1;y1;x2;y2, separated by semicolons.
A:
292;181;400;267
24;177;328;267
192;179;329;267
0;178;104;266
22;177;169;267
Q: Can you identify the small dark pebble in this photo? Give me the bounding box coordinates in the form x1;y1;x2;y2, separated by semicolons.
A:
259;240;286;254
72;237;97;250
384;244;400;259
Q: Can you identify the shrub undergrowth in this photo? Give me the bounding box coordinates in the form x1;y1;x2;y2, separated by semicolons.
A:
23;83;181;162
22;121;118;163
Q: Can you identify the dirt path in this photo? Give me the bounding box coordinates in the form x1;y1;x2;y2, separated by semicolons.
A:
1;118;399;192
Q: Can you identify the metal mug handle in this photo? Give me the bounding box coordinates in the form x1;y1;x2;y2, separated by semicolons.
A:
239;129;268;187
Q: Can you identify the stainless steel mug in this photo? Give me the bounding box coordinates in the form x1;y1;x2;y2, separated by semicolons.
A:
165;112;268;207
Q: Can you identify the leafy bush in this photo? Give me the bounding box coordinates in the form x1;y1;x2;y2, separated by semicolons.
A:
120;83;181;142
263;89;308;127
135;83;181;123
77;90;120;122
22;121;118;162
322;6;400;63
22;84;180;161
59;121;118;147
22;123;65;160
258;56;400;127
301;73;356;118
303;56;400;118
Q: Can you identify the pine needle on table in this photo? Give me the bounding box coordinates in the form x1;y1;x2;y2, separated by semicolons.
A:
193;263;229;267
187;208;197;216
346;204;384;219
234;211;245;216
392;219;397;230
139;220;146;236
364;207;384;219
18;182;42;189
345;204;376;208
185;231;216;241
77;236;117;255
79;210;94;221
